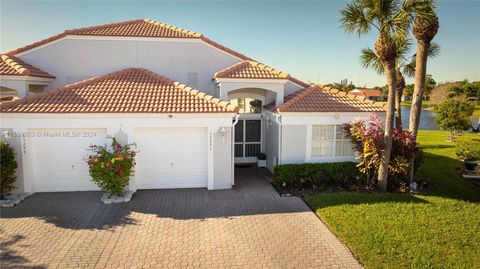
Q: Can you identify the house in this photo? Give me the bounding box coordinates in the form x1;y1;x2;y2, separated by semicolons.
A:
0;19;385;193
348;88;386;101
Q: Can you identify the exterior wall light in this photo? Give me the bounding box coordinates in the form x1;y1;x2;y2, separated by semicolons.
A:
2;130;12;140
218;127;227;137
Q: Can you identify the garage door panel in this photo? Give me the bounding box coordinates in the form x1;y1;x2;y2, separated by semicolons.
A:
136;127;208;189
32;128;107;192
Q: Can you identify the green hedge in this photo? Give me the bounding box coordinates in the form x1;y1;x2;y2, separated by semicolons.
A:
1;141;18;199
273;162;364;191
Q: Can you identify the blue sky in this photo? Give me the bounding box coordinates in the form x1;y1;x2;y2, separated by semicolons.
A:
1;0;479;87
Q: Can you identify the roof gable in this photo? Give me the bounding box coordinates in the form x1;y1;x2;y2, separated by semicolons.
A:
6;19;252;62
214;60;309;87
66;19;202;38
0;68;238;113
0;55;55;78
273;85;386;113
214;61;289;79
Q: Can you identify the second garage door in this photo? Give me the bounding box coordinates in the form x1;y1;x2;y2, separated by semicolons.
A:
135;128;208;189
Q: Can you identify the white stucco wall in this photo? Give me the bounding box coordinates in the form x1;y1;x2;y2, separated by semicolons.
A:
1;113;236;192
284;81;304;96
280;112;386;164
263;111;280;172
281;125;307;164
18;36;243;96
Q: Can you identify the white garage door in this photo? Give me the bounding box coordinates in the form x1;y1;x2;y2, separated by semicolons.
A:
135;128;207;189
31;128;107;192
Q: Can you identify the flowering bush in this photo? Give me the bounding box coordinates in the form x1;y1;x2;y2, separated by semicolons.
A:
344;113;420;189
1;141;18;200
86;137;136;196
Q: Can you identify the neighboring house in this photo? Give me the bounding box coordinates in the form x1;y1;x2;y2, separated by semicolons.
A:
348;88;385;102
0;19;385;193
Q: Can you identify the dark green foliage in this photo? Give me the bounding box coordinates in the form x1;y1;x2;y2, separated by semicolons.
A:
273;162;364;192
0;141;18;199
257;153;267;160
449;80;480;100
433;99;475;139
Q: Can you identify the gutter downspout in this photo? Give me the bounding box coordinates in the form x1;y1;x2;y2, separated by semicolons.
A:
231;113;240;187
277;112;282;167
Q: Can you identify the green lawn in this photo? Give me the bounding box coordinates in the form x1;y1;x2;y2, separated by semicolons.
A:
305;131;480;269
400;100;432;109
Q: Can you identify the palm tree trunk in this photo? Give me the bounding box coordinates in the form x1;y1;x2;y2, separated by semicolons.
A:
395;71;405;129
377;61;397;192
408;41;429;181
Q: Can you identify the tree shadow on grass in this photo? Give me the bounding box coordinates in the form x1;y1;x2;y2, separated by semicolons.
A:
417;152;480;202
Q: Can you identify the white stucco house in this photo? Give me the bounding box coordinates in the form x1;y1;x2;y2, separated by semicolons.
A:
0;19;385;193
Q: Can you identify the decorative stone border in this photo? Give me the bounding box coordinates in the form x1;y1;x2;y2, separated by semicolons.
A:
0;193;32;208
100;191;135;204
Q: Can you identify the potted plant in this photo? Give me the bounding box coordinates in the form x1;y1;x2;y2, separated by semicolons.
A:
456;140;480;171
257;153;267;168
87;137;137;203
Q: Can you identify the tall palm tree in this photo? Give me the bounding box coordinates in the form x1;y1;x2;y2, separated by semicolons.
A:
340;0;433;191
408;2;439;181
360;37;410;128
360;38;439;128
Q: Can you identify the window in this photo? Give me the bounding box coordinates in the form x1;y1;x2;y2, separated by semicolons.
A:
229;98;262;114
335;127;354;156
311;125;354;158
28;85;45;95
312;125;334;157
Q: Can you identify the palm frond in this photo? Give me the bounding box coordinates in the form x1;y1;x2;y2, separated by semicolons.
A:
360;47;385;75
340;0;379;36
402;59;416;78
402;41;441;77
428;42;440;58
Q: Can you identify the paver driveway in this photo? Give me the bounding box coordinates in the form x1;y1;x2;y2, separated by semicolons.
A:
1;167;362;269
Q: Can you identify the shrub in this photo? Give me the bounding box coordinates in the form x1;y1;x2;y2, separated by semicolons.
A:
86;137;136;196
433;99;475;140
0;141;18;199
456;139;480;161
274;162;363;192
257;153;267;160
344;113;420;189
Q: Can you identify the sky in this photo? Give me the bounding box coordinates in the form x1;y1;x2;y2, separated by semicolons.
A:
1;0;479;87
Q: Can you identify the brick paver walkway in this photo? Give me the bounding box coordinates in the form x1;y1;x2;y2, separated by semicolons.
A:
1;167;362;268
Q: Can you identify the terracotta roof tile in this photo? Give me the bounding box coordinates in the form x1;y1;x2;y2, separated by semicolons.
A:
348;88;384;97
66;19;202;38
6;19;251;62
0;55;55;78
271;85;386;113
0;68;237;113
215;60;289;79
214;60;309;87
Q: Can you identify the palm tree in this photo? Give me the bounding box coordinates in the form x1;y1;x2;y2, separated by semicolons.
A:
340;0;433;191
408;2;439;181
360;38;439;128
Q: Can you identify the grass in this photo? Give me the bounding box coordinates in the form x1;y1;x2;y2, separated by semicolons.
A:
305;130;480;269
400;100;432;109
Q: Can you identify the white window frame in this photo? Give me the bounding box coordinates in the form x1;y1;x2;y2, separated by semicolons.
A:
305;124;356;163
